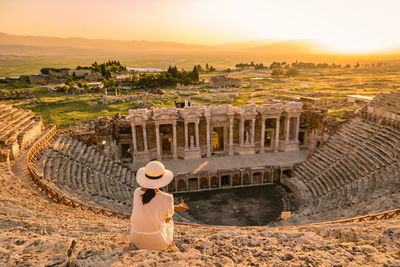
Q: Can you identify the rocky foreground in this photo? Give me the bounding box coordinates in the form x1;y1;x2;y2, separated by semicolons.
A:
0;159;400;267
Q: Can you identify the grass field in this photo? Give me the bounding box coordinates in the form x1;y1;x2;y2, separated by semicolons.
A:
1;67;399;127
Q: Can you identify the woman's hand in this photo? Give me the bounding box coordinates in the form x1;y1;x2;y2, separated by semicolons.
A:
174;203;189;211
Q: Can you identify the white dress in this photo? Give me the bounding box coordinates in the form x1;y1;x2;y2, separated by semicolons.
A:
130;188;174;251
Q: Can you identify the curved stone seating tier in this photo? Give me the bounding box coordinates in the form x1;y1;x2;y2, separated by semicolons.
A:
369;91;400;115
0;111;34;142
288;116;400;223
0;104;43;160
42;135;136;213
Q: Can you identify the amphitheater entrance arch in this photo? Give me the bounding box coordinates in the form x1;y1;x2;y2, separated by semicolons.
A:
298;131;305;145
264;118;277;151
263;171;273;184
232;174;241;186
282;169;291;178
177;179;187;191
200;177;209;189
188;178;199;191
252;172;262;184
168;181;176;192
211;176;219;188
264;130;273;148
161;137;172;157
121;144;132;158
243;173;251;185
160;124;173;158
212;127;224;152
221;175;230;187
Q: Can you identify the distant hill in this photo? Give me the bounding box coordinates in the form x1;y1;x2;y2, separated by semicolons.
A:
0;32;214;56
0;33;327;56
215;39;283;50
0;32;399;76
1;32;396;57
245;39;329;55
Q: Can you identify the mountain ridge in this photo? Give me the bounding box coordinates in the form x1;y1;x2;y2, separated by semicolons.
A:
0;32;326;55
1;32;399;56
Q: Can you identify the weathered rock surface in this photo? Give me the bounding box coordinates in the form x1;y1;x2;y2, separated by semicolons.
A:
1;157;400;266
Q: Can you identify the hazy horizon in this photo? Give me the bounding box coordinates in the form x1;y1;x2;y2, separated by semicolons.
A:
1;0;400;54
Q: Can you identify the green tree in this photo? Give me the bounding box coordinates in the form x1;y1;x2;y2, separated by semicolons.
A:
269;62;281;69
102;78;115;96
285;67;300;77
191;65;199;82
66;78;74;87
65;78;75;94
77;80;89;92
106;69;112;79
100;64;107;77
271;68;284;76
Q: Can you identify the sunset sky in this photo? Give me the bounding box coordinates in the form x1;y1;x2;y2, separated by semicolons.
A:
0;0;399;53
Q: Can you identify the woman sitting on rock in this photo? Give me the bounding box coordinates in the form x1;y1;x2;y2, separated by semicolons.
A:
130;161;188;251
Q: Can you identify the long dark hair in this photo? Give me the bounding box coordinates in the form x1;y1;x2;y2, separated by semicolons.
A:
141;188;156;204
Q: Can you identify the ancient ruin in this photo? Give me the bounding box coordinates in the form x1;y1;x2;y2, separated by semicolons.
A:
40;91;400;222
96;102;304;162
284;90;400;223
208;75;241;88
0;104;43;161
1;91;400;265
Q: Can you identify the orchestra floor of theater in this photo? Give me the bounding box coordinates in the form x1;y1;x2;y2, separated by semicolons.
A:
174;184;290;226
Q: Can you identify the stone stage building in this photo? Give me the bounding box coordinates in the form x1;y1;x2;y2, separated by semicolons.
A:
90;101;336;193
126;102;302;161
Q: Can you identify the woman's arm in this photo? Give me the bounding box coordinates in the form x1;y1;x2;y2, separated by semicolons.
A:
165;203;189;223
174;203;189;211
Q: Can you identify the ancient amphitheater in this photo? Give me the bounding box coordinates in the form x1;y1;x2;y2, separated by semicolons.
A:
1;92;400;266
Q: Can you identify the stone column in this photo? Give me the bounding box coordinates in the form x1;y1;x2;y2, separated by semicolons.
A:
206;118;211;157
142;124;148;152
184;122;189;150
260;117;265;153
195;120;200;149
274;117;280;152
190;136;195;149
229;118;234;156
131;123;137;152
295;116;300;141
240;119;244;147
155;124;161;159
172;122;177;159
251;118;256;145
285;117;290;142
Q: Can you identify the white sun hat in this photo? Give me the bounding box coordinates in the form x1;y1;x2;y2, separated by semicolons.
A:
136;161;174;189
